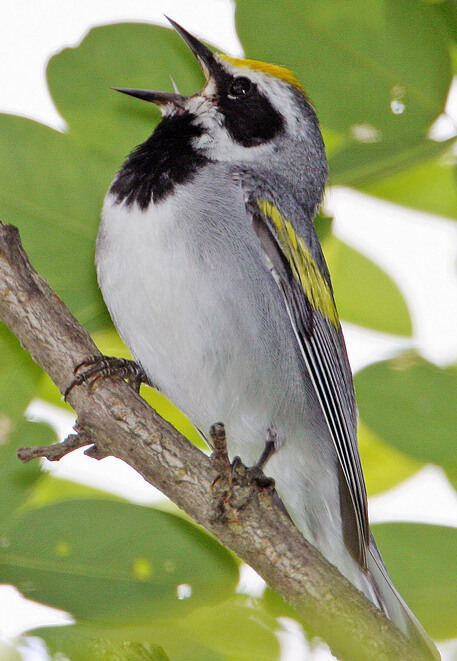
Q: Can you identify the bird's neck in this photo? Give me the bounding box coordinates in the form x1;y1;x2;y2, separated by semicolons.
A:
235;155;327;221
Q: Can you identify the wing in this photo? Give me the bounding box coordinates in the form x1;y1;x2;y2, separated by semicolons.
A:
252;198;369;567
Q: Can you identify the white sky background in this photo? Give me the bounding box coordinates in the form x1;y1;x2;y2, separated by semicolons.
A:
1;1;457;659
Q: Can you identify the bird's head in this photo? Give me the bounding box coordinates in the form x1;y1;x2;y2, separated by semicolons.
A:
115;18;327;207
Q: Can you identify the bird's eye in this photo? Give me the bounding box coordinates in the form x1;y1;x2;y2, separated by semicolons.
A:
228;77;252;98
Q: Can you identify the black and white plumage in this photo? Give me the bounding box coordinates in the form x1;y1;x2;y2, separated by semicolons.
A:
95;19;436;655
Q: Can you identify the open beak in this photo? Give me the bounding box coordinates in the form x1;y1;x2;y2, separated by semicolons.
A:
165;16;219;80
112;88;186;109
112;18;219;109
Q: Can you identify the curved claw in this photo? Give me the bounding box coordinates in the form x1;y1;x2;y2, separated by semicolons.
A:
64;356;151;399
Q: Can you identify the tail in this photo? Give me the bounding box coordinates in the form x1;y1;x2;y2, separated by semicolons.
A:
366;532;439;659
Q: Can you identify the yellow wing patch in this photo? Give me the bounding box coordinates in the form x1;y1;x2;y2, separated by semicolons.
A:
258;200;339;327
220;55;305;93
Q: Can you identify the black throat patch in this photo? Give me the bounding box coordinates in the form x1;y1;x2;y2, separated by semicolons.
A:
110;111;209;210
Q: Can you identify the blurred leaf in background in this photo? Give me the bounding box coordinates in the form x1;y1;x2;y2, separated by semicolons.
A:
236;0;453;184
1;1;457;658
355;352;457;465
0;501;239;624
372;522;457;640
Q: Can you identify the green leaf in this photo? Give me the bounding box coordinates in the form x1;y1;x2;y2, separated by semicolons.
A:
329;133;454;188
362;144;457;221
0;114;111;330
0;419;54;534
358;421;422;496
372;522;457;639
0;500;238;624
322;234;412;335
34;623;222;661
236;0;452;185
94;642;170;661
237;0;450;134
177;596;280;660
444;462;457;493
24;475;125;509
355;353;457;464
261;586;316;639
33;596;279;661
433;2;457;40
0;325;52;533
46;23;209;160
0;325;42;419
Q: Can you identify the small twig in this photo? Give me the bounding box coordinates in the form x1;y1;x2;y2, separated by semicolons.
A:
17;434;91;463
17;425;98;463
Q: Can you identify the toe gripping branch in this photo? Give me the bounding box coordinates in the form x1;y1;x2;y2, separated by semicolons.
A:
210;422;276;489
64;355;152;399
18;356;152;465
209;422;277;524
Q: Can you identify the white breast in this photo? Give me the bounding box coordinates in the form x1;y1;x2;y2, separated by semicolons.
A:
96;176;351;586
97;179;260;432
97;191;209;409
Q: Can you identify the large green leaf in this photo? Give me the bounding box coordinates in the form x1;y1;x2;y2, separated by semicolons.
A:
32;624;213;661
0;114;111;330
358;421;422;496
444;462;457;493
433;0;457;40
372;522;457;639
0;325;41;419
0;500;238;624
362;144;457;221
237;0;450;134
24;475;125;509
236;0;452;185
329;134;454;188
322;233;412;335
0;325;51;532
46;23;209;161
355;353;457;464
33;596;279;661
0;419;54;534
0;321;58;541
178;597;280;660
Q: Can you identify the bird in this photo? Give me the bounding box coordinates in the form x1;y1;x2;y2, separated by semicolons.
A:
87;17;436;655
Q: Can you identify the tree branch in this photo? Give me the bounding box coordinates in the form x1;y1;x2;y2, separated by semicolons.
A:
0;223;435;660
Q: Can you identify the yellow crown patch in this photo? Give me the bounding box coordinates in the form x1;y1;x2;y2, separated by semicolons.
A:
220;55;305;93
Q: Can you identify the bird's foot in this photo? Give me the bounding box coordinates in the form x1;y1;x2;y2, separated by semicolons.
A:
210;423;275;490
231;455;276;490
64;355;151;399
233;426;281;488
209;423;276;524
